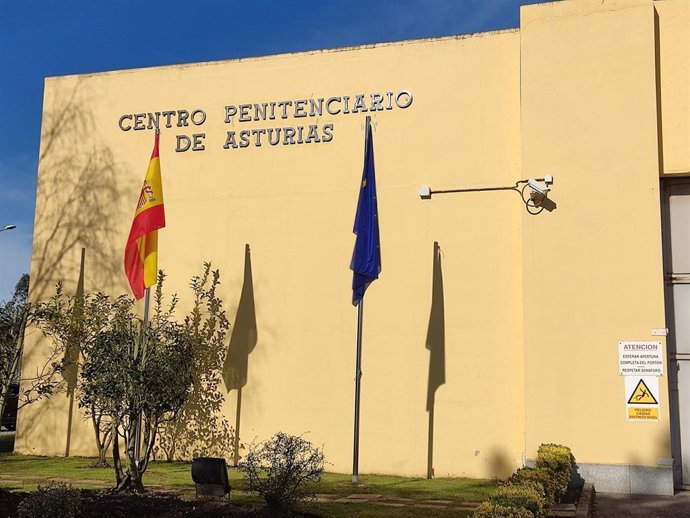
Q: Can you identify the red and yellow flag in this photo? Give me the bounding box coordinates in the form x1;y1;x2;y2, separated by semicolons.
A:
124;131;165;299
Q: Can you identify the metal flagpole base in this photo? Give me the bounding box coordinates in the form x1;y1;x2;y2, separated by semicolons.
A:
352;299;364;484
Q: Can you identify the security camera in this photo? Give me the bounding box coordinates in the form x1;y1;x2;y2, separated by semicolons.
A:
527;178;550;196
419;186;432;199
544;175;554;186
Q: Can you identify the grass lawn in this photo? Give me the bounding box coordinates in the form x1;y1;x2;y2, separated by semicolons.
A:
320;472;494;501
0;454;495;517
0;455;200;491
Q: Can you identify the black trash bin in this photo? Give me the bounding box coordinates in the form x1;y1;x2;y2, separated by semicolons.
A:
191;457;231;498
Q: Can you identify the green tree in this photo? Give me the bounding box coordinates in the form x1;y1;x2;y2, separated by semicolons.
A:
31;264;231;491
78;275;193;491
33;287;130;466
79;266;230;491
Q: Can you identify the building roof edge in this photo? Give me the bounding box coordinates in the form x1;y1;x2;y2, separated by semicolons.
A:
44;27;520;82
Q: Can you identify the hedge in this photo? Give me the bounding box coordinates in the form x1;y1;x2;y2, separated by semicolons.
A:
473;442;576;518
508;467;556;510
17;483;81;518
536;443;575;500
473;501;535;518
488;485;545;518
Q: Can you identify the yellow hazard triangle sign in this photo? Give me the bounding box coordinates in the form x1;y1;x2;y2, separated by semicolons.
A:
627;379;658;405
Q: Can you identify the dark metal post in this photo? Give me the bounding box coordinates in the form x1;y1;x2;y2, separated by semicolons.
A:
134;287;151;467
427;405;434;479
233;387;242;467
65;394;75;457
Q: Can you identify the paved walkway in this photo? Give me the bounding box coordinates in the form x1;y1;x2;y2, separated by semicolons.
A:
596;491;690;517
314;493;482;513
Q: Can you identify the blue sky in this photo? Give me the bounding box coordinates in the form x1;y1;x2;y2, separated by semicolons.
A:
0;0;541;302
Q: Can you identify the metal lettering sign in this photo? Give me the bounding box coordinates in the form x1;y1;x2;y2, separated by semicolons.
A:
117;90;414;153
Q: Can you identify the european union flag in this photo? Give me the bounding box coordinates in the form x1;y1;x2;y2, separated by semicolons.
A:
351;117;381;306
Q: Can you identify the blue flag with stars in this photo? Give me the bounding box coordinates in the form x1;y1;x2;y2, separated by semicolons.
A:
351;117;381;306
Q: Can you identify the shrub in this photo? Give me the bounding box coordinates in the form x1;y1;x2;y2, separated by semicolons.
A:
240;432;325;514
17;482;81;518
509;467;556;510
489;485;544;518
536;443;575;501
473;501;535;518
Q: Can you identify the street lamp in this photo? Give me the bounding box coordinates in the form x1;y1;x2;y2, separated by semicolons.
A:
418;176;556;215
0;225;16;233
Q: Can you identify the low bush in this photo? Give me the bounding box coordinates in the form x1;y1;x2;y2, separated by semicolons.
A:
475;443;576;518
239;432;325;515
473;501;535;518
509;467;555;510
17;482;81;518
489;485;544;518
536;443;575;500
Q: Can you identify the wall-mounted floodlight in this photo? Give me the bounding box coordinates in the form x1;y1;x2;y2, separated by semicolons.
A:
527;178;549;195
419;176;555;215
0;224;16;233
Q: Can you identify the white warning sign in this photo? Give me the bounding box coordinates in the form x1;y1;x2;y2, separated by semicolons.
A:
625;376;660;421
619;341;663;376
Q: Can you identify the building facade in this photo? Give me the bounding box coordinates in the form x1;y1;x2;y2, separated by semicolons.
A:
16;0;689;495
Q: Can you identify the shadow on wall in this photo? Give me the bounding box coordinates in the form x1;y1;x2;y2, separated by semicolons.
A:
155;266;237;463
660;182;682;487
426;241;446;479
19;80;130;453
223;244;258;466
62;247;85;458
486;447;514;480
31;79;127;302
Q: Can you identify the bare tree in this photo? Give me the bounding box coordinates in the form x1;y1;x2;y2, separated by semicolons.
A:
0;274;30;423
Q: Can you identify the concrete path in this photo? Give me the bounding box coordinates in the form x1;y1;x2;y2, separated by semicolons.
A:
596;491;690;517
314;493;481;513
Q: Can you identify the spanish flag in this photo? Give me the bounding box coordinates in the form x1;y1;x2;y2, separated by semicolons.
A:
124;131;165;299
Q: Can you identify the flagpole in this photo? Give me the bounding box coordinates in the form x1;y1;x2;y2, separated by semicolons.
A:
134;286;151;468
352;297;364;483
126;126;163;471
351;115;378;485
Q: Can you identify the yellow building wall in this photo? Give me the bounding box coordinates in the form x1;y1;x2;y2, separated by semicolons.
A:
655;0;690;175
16;0;688;489
520;0;670;469
17;30;526;479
